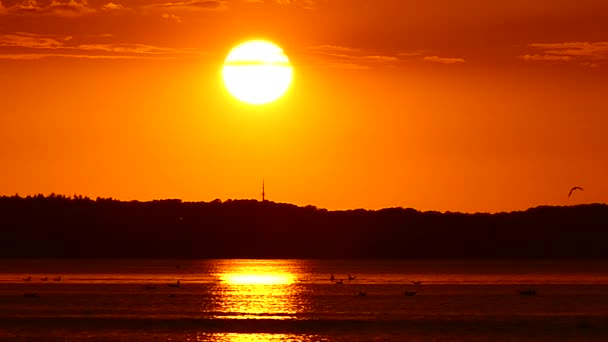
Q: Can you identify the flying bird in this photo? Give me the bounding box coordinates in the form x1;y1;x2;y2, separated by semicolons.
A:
568;187;584;197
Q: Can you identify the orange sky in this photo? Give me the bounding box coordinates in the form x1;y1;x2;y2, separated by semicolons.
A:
1;0;607;212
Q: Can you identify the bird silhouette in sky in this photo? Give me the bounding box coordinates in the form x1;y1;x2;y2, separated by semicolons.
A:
568;187;584;197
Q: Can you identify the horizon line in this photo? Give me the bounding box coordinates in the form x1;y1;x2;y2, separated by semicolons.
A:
1;193;605;216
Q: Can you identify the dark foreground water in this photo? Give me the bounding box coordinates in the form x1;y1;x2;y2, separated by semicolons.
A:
1;259;608;341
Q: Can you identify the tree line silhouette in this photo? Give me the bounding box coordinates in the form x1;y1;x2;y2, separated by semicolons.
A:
1;194;607;258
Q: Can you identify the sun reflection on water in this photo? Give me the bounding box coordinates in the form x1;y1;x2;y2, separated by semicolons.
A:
209;260;309;320
222;273;295;285
197;333;321;342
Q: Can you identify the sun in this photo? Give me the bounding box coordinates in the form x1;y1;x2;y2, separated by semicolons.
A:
222;40;293;105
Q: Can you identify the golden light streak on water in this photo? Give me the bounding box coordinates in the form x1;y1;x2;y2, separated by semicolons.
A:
212;260;307;319
222;273;295;285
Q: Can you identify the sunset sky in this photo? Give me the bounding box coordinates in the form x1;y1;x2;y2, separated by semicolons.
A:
1;0;607;213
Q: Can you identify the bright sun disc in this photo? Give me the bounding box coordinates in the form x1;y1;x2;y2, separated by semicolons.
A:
222;40;293;105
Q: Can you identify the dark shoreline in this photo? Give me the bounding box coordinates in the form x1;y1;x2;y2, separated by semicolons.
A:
1;195;607;259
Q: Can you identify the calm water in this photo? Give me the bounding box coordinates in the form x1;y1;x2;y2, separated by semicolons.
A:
1;259;608;341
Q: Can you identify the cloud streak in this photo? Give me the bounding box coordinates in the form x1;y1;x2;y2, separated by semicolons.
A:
0;53;154;60
399;50;465;64
0;32;207;60
521;42;608;67
423;56;465;64
0;0;226;17
304;45;466;69
144;0;227;12
246;0;320;9
275;0;318;9
0;0;96;17
161;12;182;23
0;0;323;20
77;43;204;55
101;2;129;13
0;32;69;49
305;45;399;69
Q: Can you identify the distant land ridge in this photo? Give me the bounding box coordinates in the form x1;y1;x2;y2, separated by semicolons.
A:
1;194;607;259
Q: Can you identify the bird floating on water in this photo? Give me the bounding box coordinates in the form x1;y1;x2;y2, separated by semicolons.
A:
348;274;356;281
568;186;583;197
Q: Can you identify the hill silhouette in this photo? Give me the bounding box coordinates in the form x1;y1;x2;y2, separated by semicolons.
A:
1;194;607;258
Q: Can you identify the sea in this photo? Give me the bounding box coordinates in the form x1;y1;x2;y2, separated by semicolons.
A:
1;259;608;341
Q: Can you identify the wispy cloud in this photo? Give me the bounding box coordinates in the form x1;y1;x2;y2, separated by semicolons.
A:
274;0;318;9
1;0;96;17
0;0;321;20
246;0;320;9
161;12;182;23
530;42;608;58
398;49;466;64
144;0;227;12
310;45;361;53
0;32;70;48
0;32;207;60
423;56;465;64
77;43;203;55
0;53;151;60
520;54;572;62
0;0;226;17
304;45;465;69
398;50;465;64
305;45;399;69
101;2;130;13
521;42;608;67
398;50;428;57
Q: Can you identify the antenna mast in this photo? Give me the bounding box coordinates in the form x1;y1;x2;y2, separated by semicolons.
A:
262;179;265;202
